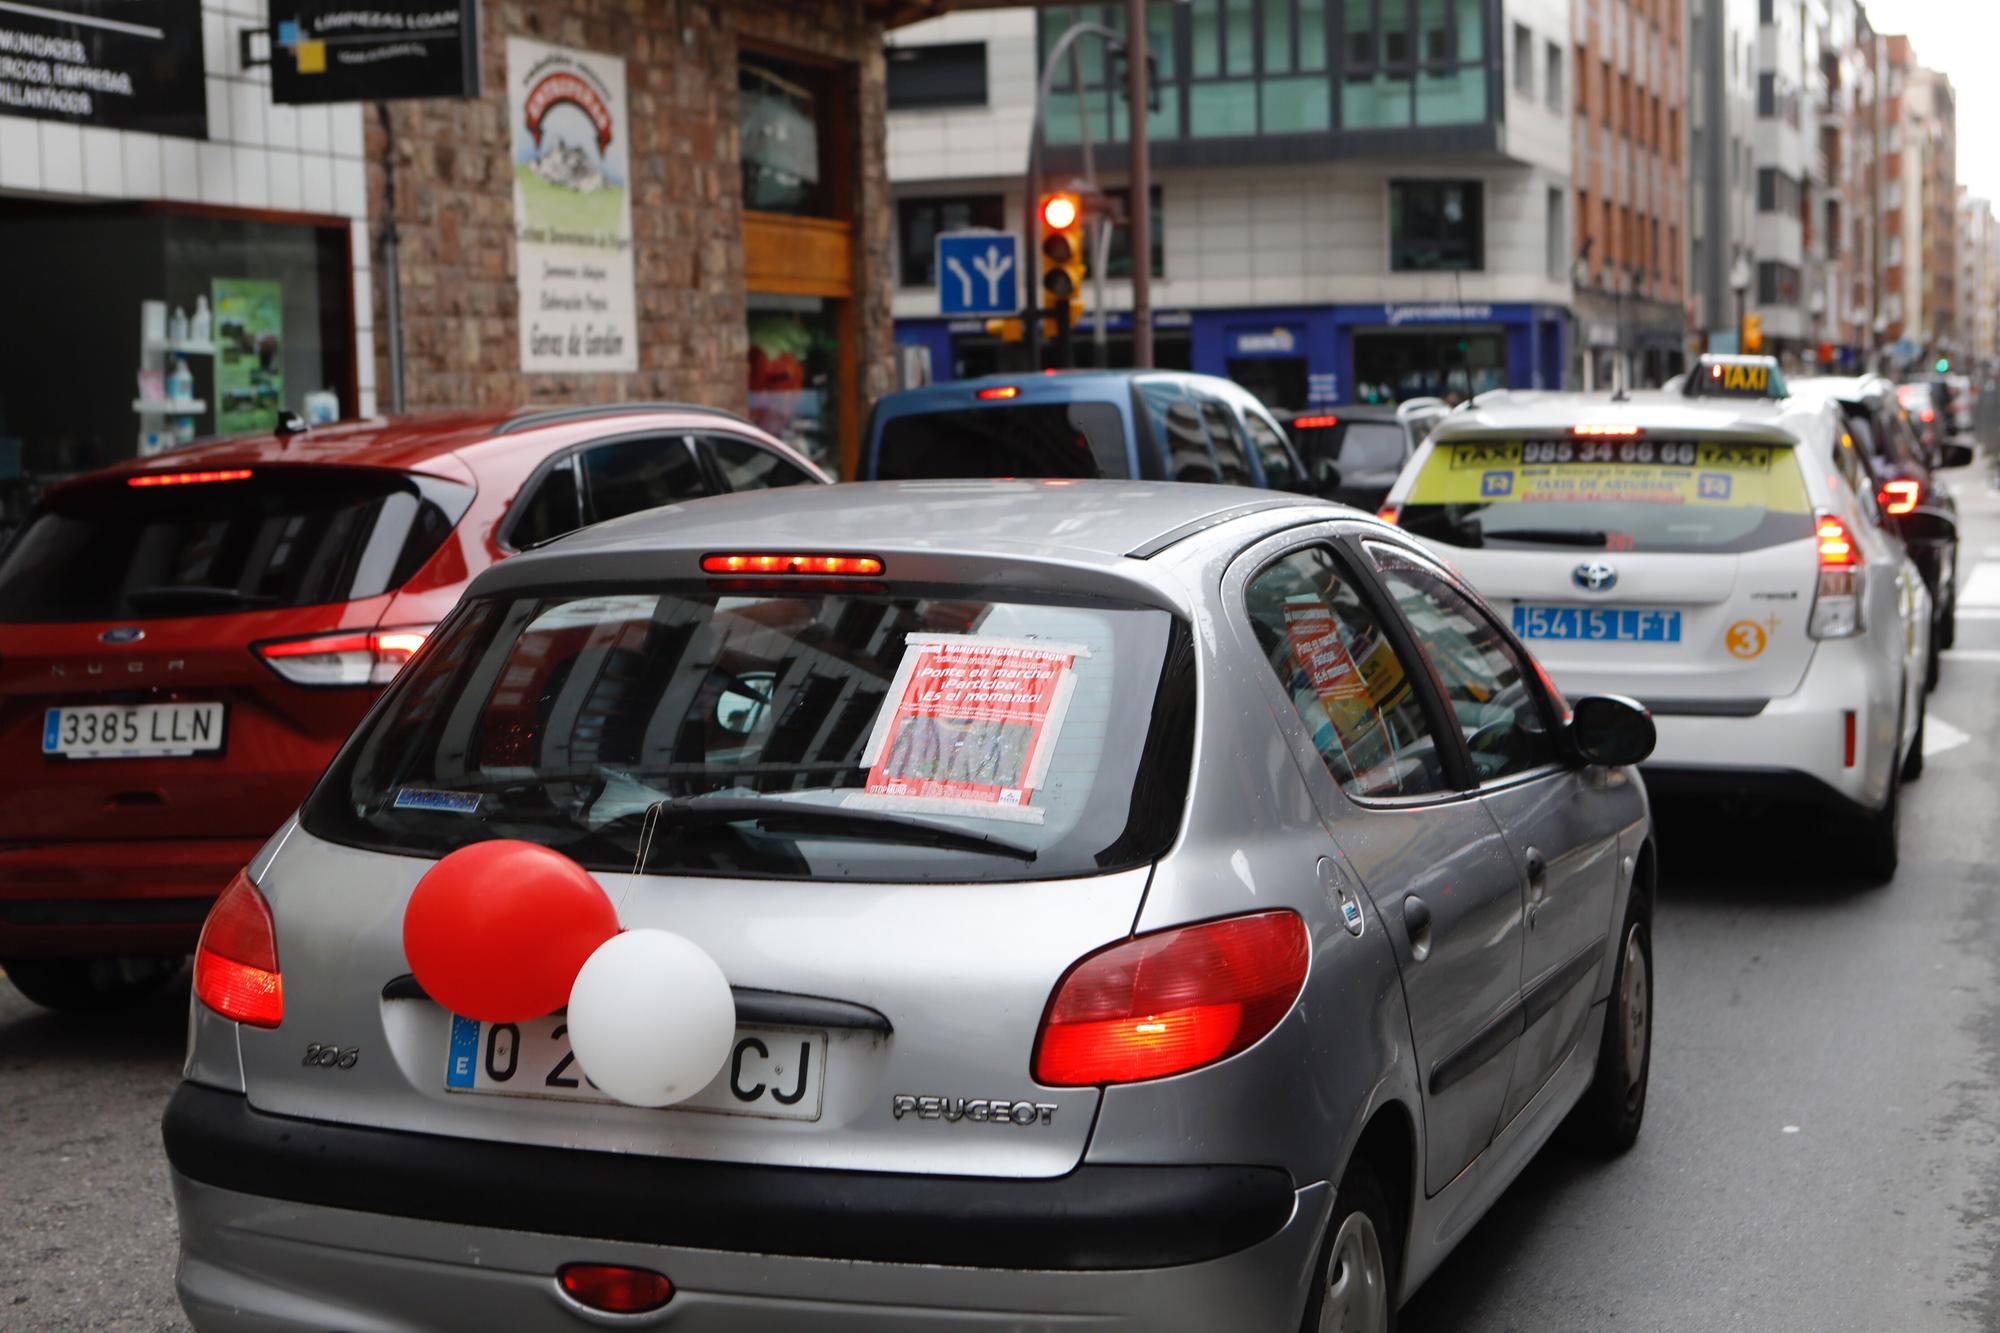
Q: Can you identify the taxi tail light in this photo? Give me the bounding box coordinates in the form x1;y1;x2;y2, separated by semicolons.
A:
558;1263;674;1314
1377;505;1401;526
1033;911;1309;1087
193;870;282;1029
255;626;434;687
1808;512;1864;640
1879;479;1922;516
1571;424;1644;437
701;553;884;576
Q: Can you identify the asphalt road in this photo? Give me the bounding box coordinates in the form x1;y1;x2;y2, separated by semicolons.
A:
3;471;1999;1332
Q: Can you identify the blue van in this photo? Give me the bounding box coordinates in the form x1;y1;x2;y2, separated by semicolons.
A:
862;370;1307;489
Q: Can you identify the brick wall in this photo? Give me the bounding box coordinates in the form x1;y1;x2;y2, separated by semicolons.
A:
369;0;895;421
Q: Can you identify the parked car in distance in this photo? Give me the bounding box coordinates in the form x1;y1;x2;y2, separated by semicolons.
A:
165;479;1657;1331
1895;382;1948;458
0;404;826;1012
862;370;1306;490
1288;398;1450;515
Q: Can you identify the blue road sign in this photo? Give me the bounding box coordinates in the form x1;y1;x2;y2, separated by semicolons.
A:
936;231;1020;317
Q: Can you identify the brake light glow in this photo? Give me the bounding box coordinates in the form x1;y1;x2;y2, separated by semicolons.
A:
1377;506;1401;526
1809;511;1865;639
255;626;434;687
1293;414;1341;430
127;468;253;488
193;870;283;1028
1033;911;1309;1087
1921;409;1936;423
701;553;884;576
977;386;1021;400
1880;479;1922;516
1571;425;1643;437
557;1264;674;1315
1816;514;1858;567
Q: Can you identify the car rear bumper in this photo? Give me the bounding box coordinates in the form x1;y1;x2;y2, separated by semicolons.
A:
0;838;260;957
1639;679;1892;814
165;1083;1320;1330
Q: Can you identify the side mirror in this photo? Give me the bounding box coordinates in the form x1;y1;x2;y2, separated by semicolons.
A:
1567;694;1655;767
1896;507;1958;544
1939;442;1975;469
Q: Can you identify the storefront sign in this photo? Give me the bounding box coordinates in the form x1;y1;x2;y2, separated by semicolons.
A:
1384;302;1495;326
0;0;204;138
507;37;637;374
1231;326;1299;356
270;2;479;104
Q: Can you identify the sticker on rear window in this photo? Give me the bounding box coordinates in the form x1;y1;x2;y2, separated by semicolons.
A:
848;635;1090;824
1411;440;1808;512
394;787;482;815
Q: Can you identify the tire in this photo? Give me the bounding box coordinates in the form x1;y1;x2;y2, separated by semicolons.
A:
1299;1161;1401;1333
0;956;182;1013
1564;909;1652;1155
1903;696;1927;782
1940;595;1957;652
1926;628;1941;693
1852;769;1901;884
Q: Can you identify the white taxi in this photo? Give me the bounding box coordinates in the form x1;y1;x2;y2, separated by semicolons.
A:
1379;388;1934;879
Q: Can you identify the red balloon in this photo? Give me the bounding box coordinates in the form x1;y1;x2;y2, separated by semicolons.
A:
402;840;620;1023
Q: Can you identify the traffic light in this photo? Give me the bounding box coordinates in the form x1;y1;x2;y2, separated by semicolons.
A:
1038;191;1086;340
1743;313;1764;353
1935;357;1952;374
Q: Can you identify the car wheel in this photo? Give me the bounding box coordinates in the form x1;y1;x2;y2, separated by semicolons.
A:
1564;908;1652;1155
1903;694;1927;782
1852;770;1901;884
1300;1162;1400;1333
0;956;182;1012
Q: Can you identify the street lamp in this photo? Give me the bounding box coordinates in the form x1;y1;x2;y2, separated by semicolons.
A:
1729;254;1753;353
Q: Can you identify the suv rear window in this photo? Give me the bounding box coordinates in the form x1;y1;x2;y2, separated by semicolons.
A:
875;402;1128;480
303;584;1194;883
0;468;472;622
1398;437;1814;554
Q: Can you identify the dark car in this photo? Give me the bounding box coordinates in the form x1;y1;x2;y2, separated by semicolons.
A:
1288;399;1449;515
1794;376;1970;673
862;370;1306;490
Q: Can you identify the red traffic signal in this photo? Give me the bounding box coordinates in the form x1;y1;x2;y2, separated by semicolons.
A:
1040;193;1081;231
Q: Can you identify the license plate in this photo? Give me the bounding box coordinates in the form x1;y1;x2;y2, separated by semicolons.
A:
1511;606;1682;643
42;702;226;759
444;1015;828;1121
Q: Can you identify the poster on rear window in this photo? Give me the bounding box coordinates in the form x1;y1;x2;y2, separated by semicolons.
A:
850;635;1089;825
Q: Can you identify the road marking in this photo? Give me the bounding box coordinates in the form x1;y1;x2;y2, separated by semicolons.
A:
1954;608;2000;619
1925;716;1972;758
1959;562;2000;608
1942;649;2000;664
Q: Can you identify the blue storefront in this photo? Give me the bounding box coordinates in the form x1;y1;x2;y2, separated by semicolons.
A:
896;301;1571;409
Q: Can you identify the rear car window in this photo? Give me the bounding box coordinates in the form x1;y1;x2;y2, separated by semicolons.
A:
0;469;471;622
875;403;1128;480
303;585;1194;883
1398;437;1815;555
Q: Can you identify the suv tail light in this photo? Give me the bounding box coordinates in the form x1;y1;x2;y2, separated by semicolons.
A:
193;869;283;1028
1879;478;1922;516
1033;911;1309;1087
255;626;434;687
1809;512;1864;640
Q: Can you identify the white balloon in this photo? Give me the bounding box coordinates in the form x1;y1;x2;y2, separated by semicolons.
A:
565;929;736;1108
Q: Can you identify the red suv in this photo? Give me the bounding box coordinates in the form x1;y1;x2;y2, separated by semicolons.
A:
0;404;826;1010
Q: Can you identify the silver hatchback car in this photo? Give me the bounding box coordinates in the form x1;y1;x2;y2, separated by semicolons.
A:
164;481;1657;1331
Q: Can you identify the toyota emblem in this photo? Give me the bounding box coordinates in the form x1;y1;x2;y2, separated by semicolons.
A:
1572;561;1618;593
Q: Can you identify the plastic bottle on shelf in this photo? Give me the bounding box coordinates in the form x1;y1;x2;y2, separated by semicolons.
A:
191;295;211;345
167;355;193;405
169;305;189;344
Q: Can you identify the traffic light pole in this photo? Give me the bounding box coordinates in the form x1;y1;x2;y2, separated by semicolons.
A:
1025;20;1123;372
1125;0;1152;369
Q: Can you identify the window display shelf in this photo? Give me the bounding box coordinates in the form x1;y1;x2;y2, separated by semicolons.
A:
134;399;208;414
143;340;217;356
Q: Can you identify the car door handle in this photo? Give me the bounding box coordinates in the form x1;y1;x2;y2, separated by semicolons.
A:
1524;846;1547;888
1402;894;1433;962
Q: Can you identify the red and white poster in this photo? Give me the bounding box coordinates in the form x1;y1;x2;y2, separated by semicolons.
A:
851;635;1087;823
1282;596;1367;705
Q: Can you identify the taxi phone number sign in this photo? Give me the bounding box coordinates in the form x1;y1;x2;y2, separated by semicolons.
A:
852;635;1088;824
1413;439;1807;511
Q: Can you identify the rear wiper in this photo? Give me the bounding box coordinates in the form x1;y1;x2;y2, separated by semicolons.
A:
1486;528;1610;548
631;797;1038;863
125;585;277;609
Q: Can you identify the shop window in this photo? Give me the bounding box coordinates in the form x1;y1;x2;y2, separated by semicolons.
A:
886;42;987;111
1390;180;1484;272
897;195;1005;288
740;53;836;217
747;294;840;477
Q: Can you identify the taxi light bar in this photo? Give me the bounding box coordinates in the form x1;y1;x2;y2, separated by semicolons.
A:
1880;479;1922;516
701;553;884;576
193;869;283;1029
1571;425;1644;437
1033;910;1309;1087
127;468;253;488
1293;414;1341;430
255;625;434;687
977;386;1021;400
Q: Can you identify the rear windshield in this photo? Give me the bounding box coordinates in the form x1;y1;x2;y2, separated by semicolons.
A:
0;469;472;623
875;402;1128;480
302;584;1194;883
1398;438;1814;554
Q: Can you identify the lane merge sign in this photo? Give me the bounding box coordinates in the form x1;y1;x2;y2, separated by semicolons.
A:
936;231;1019;318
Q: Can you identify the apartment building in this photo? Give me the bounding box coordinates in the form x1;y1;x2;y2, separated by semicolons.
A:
1814;0;1876;367
886;1;1577;408
1874;35;1954;366
1958;192;1997;371
1571;0;1689;389
1748;0;1812;359
1689;0;1760;347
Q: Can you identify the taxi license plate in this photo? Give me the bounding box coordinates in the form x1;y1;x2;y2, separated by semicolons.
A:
42;702;226;759
444;1015;828;1121
1512;606;1682;643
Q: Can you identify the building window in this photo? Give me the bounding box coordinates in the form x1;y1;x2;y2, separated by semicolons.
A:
1341;0;1491;131
1512;23;1533;96
741;53;835;218
1757;168;1803;215
896;195;1005;288
1757;260;1801;305
886;43;988;111
1546;42;1563;111
1547;186;1566;282
1601;59;1612;125
1574;43;1587;113
1757;72;1776;117
1390;180;1483;272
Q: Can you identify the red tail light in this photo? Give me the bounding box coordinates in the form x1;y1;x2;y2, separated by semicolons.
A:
1879;479;1922;516
1033;911;1309;1087
1377;506;1400;526
1843;711;1857;768
700;553;884;576
557;1264;674;1314
977;385;1021;400
1571;424;1643;437
1921;408;1936;423
1815;513;1858;568
193;870;283;1028
1293;414;1341;430
127;468;253;488
255;626;433;687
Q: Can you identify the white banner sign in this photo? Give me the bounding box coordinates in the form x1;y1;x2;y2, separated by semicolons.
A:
507;36;637;373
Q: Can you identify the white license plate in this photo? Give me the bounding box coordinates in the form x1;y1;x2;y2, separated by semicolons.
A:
444;1015;828;1121
42;702;226;759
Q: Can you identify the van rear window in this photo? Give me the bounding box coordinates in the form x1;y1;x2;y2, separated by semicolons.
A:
875;403;1127;480
1398;438;1814;554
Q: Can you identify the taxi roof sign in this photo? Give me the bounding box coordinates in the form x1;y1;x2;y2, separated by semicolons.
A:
1683;354;1786;400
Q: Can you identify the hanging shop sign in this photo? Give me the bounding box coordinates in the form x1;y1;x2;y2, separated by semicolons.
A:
269;2;479;104
507;37;638;374
0;0;204;138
